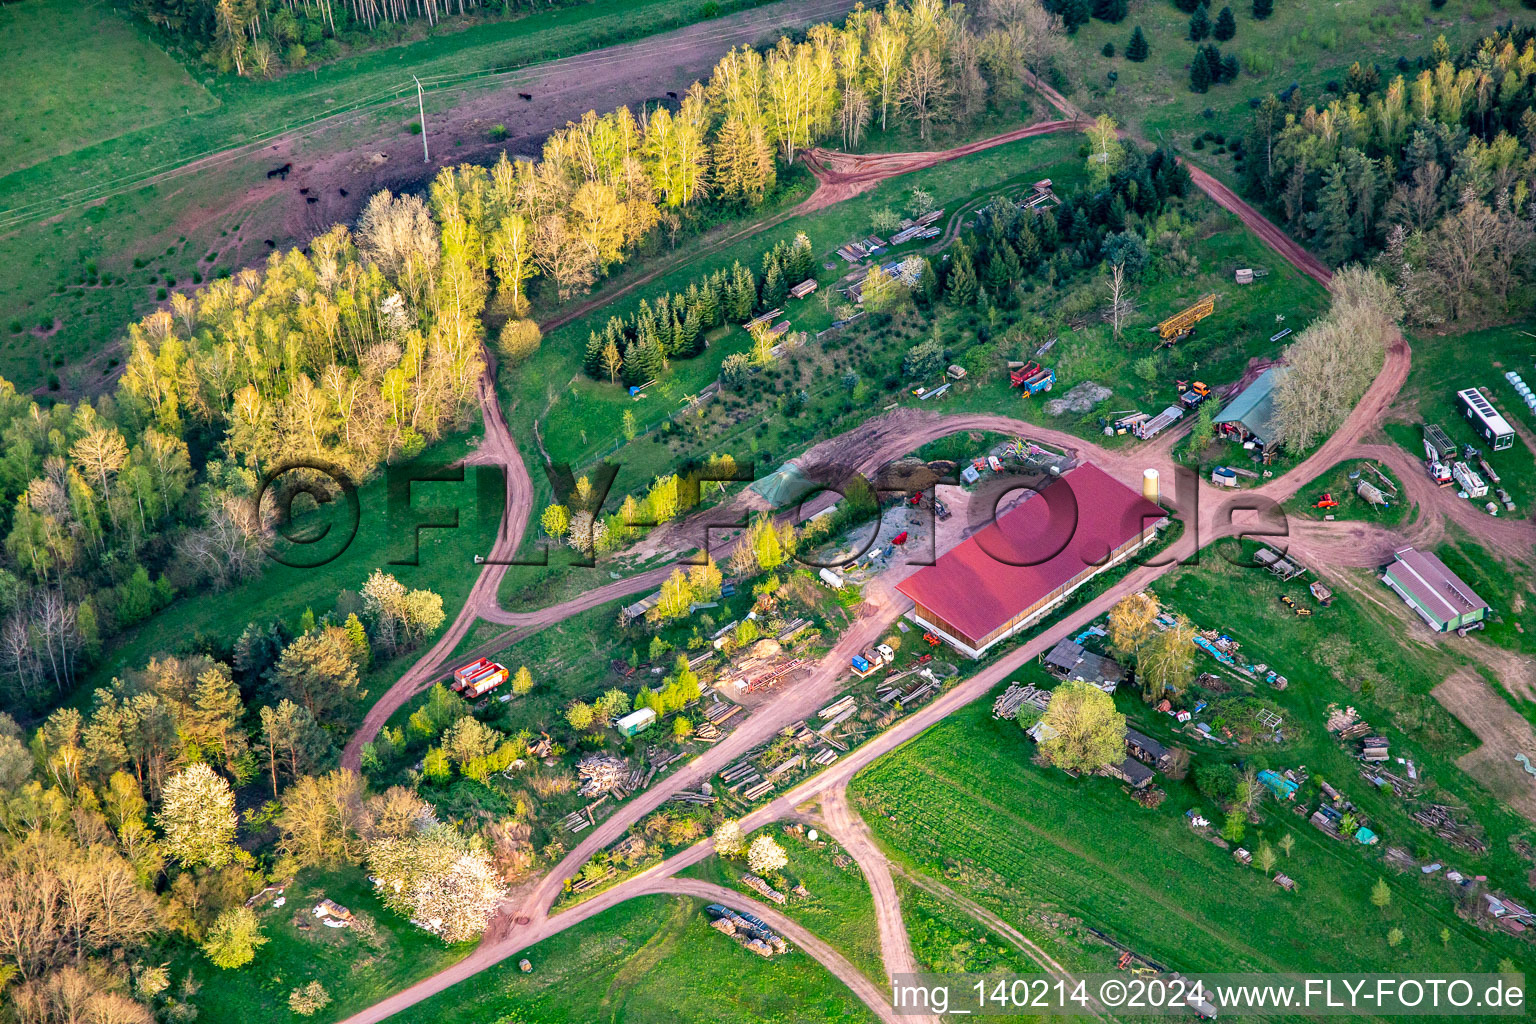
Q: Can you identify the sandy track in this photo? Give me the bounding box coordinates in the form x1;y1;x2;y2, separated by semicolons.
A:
813;789;926;995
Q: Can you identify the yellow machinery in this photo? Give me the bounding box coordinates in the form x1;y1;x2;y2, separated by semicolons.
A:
1154;293;1217;344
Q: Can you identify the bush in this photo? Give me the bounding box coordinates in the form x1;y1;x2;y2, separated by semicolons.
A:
498;318;541;364
407;122;422;135
1102;42;1116;57
488;124;509;142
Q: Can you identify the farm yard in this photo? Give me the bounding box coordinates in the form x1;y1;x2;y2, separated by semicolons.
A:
4;0;1536;1021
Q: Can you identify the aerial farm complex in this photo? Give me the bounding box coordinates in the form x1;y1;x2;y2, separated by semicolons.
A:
2;0;1536;1021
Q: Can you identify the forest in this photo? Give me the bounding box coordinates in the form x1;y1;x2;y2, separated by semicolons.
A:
1237;28;1536;324
0;174;484;711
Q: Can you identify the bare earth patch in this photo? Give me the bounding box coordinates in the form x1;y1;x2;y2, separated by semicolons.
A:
1432;668;1536;824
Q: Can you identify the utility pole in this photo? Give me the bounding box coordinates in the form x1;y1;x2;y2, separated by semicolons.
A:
414;76;429;164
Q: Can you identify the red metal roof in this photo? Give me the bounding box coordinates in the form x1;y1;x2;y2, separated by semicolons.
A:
896;463;1165;644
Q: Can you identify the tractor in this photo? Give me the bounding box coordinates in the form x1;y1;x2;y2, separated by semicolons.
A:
1313;493;1339;510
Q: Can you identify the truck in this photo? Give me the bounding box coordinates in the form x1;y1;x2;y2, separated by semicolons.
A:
1178;380;1212;409
452;658;509;698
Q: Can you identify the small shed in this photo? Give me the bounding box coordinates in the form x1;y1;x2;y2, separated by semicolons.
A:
1125;728;1172;771
1213;366;1287;450
946;364;968;380
1211;465;1238;487
617;707;657;738
1274;873;1297;891
1105;757;1155;790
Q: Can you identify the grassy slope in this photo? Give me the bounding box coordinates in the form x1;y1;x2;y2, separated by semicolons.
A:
850;539;1536;984
0;0;215;171
179;866;472;1024
1282;458;1408;528
679;822;886;986
75;432;500;698
388;893;880;1024
1061;0;1516;169
0;0;741;388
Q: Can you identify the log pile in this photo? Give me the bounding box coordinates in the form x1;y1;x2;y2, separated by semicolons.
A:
1410;804;1486;853
577;755;629;797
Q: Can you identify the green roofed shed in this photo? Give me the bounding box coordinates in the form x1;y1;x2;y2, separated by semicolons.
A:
1213;366;1286;447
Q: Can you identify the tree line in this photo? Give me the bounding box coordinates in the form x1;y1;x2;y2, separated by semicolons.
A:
1238;30;1536;320
580;233;815;386
132;0;560;76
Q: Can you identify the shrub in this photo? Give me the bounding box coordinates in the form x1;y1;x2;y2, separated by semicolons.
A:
498;318;542;364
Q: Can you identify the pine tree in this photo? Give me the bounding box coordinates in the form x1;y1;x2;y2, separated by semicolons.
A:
1204;44;1225;83
727;263;756;321
1189;5;1211;41
1251;0;1272;19
1190;52;1212;92
584;332;606;378
1220;52;1240;82
760;260;786;310
1174;0;1201;11
1060;0;1091;31
946;241;979;307
1214;6;1236;40
789;232;815;280
1093;0;1128;21
1125;25;1149;61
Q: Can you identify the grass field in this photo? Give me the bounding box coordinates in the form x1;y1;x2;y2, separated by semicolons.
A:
176;866;473;1024
75;432;500;699
0;0;215;171
1059;1;1516;169
680;821;886;985
850;538;1536;986
1283;458;1408;528
389;893;880;1024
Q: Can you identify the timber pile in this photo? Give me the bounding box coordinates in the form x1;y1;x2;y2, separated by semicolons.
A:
899;679;938;705
1325;704;1373;741
812;747;839;766
577;755;629;797
704;701;742;724
559;810;591;835
1360;764;1418;797
570;865;615;893
819;695;856;720
1410;805;1486;853
818;705;857;735
742;874;787;904
992;683;1050;719
766;753;805;779
671;791;716;805
742;779;775;800
695;721;722;742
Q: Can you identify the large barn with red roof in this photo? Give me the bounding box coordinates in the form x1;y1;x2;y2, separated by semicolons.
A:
897;463;1168;658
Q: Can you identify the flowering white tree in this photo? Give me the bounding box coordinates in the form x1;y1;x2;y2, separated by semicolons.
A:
362;570;446;653
157;763;237;868
712;819;746;858
746;834;787;876
367;822;503;944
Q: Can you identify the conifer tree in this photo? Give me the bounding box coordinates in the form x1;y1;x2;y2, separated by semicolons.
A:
1126;26;1149;61
1252;0;1272;19
1190;51;1212;92
1189;5;1211;41
1214;6;1236;41
946;241;979;306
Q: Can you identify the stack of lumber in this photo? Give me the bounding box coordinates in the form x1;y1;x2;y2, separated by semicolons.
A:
577;755;629;797
741;779;775;800
819;695;856;720
818;705;857;735
670;791;716;805
766;753;805;779
695;721;722;742
1359;735;1390;762
1410;805;1487;853
992;682;1050;719
559;810;591;835
704;702;742;726
811;747;839;766
742;875;787;904
899;679;938;705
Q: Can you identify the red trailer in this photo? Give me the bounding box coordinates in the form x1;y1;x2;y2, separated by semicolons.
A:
452;658;509;698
